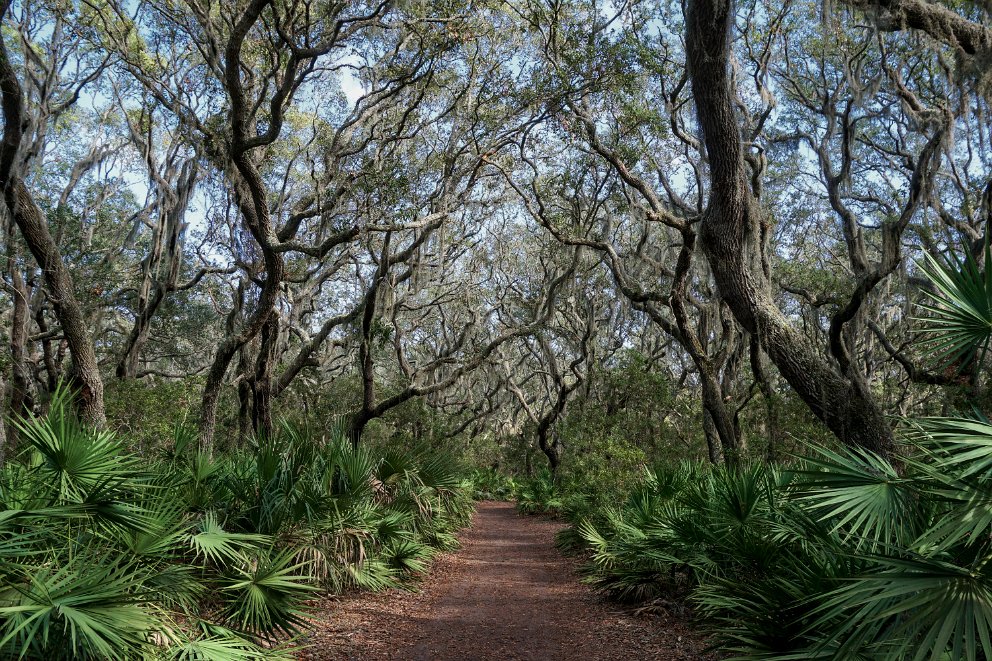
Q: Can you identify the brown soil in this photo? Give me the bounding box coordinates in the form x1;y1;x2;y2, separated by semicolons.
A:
295;501;717;660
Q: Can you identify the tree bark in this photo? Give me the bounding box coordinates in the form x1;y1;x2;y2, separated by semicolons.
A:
537;426;562;478
844;0;992;56
0;373;7;465
117;286;165;379
685;0;894;456
200;264;282;452
251;314;278;439
6;237;32;429
702;409;723;465
116;155;198;379
35;305;59;393
197;1;287;452
351;234;392;447
750;335;781;462
0;28;104;427
700;369;736;463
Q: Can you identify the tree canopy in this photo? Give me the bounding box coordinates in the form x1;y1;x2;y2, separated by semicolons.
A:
0;0;988;468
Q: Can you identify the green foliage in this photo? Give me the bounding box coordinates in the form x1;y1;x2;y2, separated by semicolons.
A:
467;468;518;501
564;430;992;660
515;470;564;515
105;379;201;452
917;241;992;370
564;431;649;506
0;390;474;659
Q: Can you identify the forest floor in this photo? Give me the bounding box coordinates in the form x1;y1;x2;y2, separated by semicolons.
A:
293;501;718;660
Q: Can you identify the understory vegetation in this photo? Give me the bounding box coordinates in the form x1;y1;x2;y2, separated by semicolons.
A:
1;0;991;658
0;390;473;660
542;426;992;660
506;243;992;660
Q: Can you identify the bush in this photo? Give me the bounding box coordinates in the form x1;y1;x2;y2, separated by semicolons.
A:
0;389;473;659
104;378;201;452
467;468;517;501
566;424;992;660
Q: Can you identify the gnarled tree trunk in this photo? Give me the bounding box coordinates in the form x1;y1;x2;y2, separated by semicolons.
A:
685;0;893;456
0;27;104;427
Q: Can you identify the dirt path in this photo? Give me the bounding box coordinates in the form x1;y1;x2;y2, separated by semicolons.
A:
296;501;715;660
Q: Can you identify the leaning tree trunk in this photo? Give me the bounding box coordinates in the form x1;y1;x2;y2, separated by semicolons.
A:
351;234;393;448
116;285;164;379
6;240;32;428
684;0;893;456
1;183;106;426
34;305;59;392
702;410;723;465
0;20;105;427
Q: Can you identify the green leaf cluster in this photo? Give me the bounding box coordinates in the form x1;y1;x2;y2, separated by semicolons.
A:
0;389;475;659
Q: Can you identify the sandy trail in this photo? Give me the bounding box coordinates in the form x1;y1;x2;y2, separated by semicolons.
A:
296;501;714;660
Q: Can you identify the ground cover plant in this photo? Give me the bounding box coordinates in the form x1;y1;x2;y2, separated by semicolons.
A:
0;392;473;660
564;436;992;660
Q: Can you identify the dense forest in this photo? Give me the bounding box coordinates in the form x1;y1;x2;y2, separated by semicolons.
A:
0;0;991;658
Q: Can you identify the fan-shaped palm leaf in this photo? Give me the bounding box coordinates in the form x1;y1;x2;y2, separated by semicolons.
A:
219;548;315;637
0;553;158;660
916;241;992;369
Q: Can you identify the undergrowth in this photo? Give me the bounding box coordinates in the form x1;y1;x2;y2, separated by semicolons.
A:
552;425;992;660
0;388;473;659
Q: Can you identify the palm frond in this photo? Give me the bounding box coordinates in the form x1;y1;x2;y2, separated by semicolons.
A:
915;241;992;369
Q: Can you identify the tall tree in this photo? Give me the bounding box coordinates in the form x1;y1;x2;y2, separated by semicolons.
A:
0;1;108;426
682;0;955;455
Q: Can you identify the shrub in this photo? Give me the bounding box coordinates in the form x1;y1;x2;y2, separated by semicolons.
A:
566;428;992;660
0;389;473;659
468;468;517;501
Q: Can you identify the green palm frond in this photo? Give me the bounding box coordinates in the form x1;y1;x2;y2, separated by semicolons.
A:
187;513;268;566
0;553;159;660
908;416;992;480
382;538;432;575
374;509;414;543
900;416;992;551
14;409;136;503
695;571;841;660
163;636;276;661
345;555;397;592
792;446;921;549
164;621;291;660
916;241;992;369
219;549;316;637
813;551;992;661
414;453;463;493
0;411;469;659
